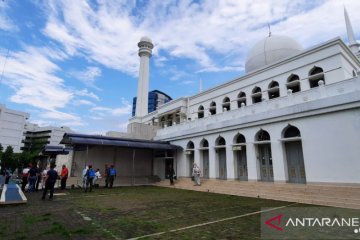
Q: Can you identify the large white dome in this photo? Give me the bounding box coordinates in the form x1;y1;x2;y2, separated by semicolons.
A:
245;35;303;73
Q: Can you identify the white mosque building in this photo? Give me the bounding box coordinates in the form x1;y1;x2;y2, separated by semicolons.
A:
127;9;360;186
63;9;360;201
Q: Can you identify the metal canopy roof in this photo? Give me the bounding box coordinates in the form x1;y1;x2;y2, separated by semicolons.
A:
42;145;72;155
61;133;182;150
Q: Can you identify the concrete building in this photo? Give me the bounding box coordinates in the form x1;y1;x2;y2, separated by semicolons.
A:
0;104;29;153
132;90;172;117
127;10;360;185
22;123;73;152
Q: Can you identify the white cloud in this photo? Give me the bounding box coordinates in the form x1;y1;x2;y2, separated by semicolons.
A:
1;46;73;111
42;0;142;76
72;66;102;88
154;56;168;67
197;66;245;73
180;80;195;85
41;110;80;121
40;110;86;127
75;89;100;101
0;1;18;32
73;99;96;106
91;99;132;117
37;0;360;80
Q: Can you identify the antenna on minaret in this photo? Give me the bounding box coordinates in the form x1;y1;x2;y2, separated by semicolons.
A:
199;78;203;92
344;7;360;53
268;24;271;37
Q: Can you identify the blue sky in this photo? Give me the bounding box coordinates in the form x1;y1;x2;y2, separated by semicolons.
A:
1;0;360;134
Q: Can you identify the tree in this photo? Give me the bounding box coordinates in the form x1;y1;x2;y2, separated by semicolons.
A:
2;146;14;170
18;151;39;167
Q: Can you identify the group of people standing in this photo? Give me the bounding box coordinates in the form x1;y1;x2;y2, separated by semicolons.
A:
82;164;117;192
21;163;69;193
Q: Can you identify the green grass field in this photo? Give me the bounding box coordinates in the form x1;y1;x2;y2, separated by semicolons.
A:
0;186;324;239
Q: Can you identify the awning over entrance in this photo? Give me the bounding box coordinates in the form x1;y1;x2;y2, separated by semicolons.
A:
42;145;72;155
61;133;182;150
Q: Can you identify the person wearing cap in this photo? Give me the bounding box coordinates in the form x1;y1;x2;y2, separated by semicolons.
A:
85;165;96;192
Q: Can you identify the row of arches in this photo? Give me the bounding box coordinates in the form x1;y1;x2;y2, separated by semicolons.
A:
185;125;305;184
186;126;300;149
197;67;325;118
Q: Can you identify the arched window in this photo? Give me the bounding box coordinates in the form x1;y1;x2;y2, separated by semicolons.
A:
283;125;301;138
222;97;231;111
255;129;270;141
252;87;262;103
167;115;173;126
175;111;181;124
237;92;246;108
200;139;209;148
186;141;195;149
198;105;204;119
309;66;325;88
216;136;226;146
287;74;301;93
209;101;216;115
160;116;165;128
268;81;280;99
234;134;246;144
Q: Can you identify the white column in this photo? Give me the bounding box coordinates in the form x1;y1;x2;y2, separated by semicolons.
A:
209;147;217;179
247;143;258;182
136;56;150;117
226;146;235;180
216;102;222;114
135;37;153;118
271;141;286;183
194;148;201;166
230;101;237;111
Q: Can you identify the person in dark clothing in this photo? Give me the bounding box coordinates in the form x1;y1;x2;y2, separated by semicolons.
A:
4;169;11;184
85;165;95;192
108;165;116;188
41;163;58;200
28;165;38;193
35;167;42;191
104;164;109;188
168;164;175;186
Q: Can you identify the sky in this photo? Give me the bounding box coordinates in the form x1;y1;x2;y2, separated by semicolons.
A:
1;0;360;134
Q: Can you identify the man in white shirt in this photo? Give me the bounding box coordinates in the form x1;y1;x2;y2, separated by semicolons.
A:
81;166;88;188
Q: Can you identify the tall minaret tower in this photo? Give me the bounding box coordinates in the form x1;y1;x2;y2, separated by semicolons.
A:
135;36;154;118
344;7;360;54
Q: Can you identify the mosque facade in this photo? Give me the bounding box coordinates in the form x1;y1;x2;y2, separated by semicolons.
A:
129;10;360;185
